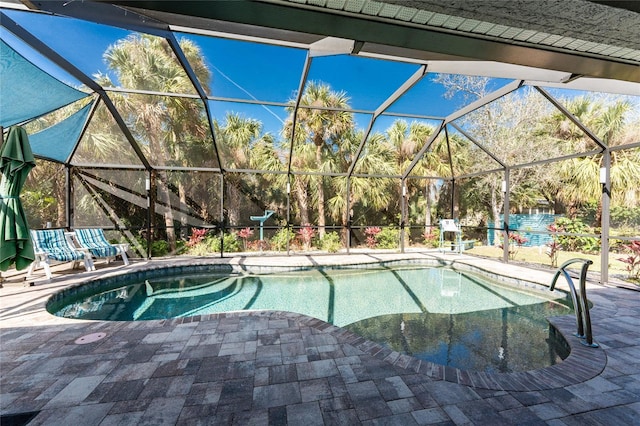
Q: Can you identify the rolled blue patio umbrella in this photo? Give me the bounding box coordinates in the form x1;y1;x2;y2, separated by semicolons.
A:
0;126;36;271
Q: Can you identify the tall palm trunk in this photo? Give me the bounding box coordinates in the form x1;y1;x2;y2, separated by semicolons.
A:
56;181;66;227
424;181;432;235
145;120;177;252
179;182;188;239
156;171;177;250
294;178;310;225
316;144;326;238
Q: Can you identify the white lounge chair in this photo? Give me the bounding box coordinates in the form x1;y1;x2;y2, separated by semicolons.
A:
73;228;129;266
27;229;94;279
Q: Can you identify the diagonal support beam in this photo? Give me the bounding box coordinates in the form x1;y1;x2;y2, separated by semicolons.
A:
402;121;445;179
535;86;607;150
445;80;523;124
448;122;507;169
286;54;312;174
165;32;224;172
348;65;428;176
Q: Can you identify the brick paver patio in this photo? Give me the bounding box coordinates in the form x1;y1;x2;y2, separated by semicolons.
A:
1;252;639;425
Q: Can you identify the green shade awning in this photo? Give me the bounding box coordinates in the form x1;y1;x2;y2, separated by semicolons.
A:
1;126;36;271
0;39;88;128
29;101;94;163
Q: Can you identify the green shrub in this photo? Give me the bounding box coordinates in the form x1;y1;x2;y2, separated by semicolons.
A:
377;227;400;249
421;228;440;248
186;235;216;255
150;240;170;257
214;233;241;253
270;228;295;251
320;232;342;253
185;232;241;254
554;217;599;253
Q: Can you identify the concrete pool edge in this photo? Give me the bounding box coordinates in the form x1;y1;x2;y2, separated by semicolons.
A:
40;253;606;391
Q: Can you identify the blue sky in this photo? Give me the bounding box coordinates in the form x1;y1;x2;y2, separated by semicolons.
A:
3;7;638;140
2;9;476;131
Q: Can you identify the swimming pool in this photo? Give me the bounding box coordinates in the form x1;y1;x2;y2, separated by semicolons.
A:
48;264;572;373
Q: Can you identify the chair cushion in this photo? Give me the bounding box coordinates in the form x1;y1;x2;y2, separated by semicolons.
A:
31;229;84;261
74;228;118;258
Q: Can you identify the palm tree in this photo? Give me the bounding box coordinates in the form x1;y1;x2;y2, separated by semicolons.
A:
326;130;396;242
94;34;211;250
214;112;283;224
548;98;640;219
386;120;449;233
283;81;354;236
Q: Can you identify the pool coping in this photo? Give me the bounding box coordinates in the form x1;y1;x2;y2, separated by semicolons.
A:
41;254;607;391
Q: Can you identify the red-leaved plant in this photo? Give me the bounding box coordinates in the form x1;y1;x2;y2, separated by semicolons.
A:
187;228;207;247
499;232;528;260
618;240;640;280
422;230;437;247
297;225;315;250
365;226;381;249
545;223;561;268
238;227;254;251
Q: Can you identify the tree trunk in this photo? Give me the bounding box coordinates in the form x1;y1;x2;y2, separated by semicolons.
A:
294;178;310;225
452;181;460;220
146;122;177;252
316;145;326;238
56;180;66;227
156;172;177;252
179;181;188;239
341;192;353;246
424;181;432;235
491;188;502;247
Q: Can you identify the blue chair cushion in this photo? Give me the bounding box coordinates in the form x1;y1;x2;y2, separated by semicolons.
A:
32;229;84;261
74;228;118;258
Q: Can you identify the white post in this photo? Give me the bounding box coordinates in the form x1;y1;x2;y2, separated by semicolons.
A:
502;170;510;263
600;151;611;285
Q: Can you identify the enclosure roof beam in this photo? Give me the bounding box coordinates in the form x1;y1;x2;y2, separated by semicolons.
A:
347;65;428;177
165;32;224;173
286;53;312;175
401;121;445;179
448;122;507;169
64;97;101;164
534;86;608;151
507;149;603;171
445;79;524;124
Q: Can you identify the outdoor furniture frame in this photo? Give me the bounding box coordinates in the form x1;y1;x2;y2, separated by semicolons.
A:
72;228;129;266
27;229;94;280
439;219;463;254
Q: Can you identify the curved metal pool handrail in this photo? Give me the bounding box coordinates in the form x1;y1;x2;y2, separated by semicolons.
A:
550;258;598;348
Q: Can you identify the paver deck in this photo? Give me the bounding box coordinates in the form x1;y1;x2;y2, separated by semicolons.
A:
1;252;639;425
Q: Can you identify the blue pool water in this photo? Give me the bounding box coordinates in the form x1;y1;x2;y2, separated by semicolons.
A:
49;265;572;372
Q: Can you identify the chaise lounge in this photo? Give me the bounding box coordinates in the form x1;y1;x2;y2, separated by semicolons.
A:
73;228;129;266
27;229;94;280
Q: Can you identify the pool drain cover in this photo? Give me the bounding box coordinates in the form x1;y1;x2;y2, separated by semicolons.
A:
75;332;107;344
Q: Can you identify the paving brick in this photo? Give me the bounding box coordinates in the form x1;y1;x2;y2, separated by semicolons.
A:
286;401;324;426
2;255;639;426
411;407;451;425
296;359;339;380
253;382;301;409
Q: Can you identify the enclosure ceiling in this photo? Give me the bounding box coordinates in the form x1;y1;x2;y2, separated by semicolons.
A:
0;0;638;177
106;0;640;83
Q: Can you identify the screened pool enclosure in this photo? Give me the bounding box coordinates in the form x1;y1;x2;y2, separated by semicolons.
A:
1;1;639;284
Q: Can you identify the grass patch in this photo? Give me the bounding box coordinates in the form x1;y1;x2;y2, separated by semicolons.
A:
466;245;628;276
